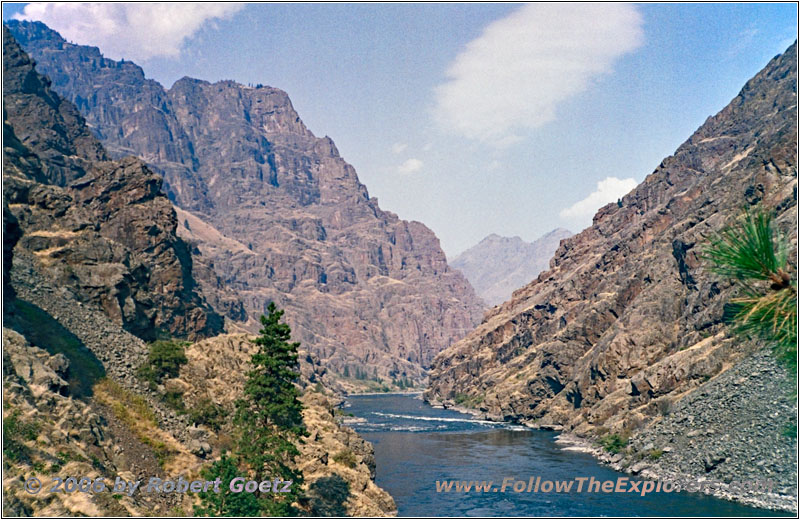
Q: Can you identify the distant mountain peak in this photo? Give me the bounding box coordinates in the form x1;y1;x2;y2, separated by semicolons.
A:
428;43;798;499
452;228;573;307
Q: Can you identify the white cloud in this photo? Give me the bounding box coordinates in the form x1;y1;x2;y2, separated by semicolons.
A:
433;3;643;147
14;3;244;62
559;176;637;220
391;142;408;154
397;158;424;175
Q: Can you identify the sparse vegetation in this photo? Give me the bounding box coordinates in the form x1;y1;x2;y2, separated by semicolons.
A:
94;378;176;468
648;449;664;460
655;397;673;417
392;376;414;390
704;208;797;372
95;379;157;426
454;393;484;408
307;475;350;517
162;390;186;414
56;449;87;464
136;339;189;387
188;398;228;432
599;433;629;454
342;364;383;382
332;449;358;469
3;409;38;463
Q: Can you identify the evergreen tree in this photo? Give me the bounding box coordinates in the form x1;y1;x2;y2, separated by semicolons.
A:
233;302;307;515
705;208;797;371
194;453;262;517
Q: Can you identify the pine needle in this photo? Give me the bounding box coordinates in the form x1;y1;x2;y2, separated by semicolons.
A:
704;207;797;372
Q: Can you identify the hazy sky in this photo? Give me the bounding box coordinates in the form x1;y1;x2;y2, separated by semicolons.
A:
3;3;797;256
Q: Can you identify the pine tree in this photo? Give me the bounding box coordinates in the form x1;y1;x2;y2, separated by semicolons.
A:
194;453;262;516
704;208;797;371
233;302;307;515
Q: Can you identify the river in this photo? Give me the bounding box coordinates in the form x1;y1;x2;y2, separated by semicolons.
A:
344;393;788;517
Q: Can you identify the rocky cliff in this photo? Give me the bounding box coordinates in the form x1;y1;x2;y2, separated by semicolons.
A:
3;26;222;341
8;20;483;388
451;229;573;307
171;333;396;515
2;324;396;517
2;26;395;517
426;43;797;510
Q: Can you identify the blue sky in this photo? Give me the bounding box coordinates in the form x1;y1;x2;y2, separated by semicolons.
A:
3;3;797;256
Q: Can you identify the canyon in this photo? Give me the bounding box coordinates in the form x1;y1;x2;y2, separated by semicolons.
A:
2;26;395;516
8;20;483;389
425;42;798;511
2;16;796;516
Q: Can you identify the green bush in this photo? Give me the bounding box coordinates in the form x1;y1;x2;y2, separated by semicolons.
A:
162;390;186;414
599;433;629;454
137;340;189;386
188;399;228;432
332;450;357;469
454;393;483;408
648;449;663;460
308;475;350;517
3;410;37;463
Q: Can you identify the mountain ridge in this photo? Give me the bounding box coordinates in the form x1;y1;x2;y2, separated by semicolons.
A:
1;28;396;515
8;19;484;388
426;41;797;510
451;228;573;307
2;25;223;341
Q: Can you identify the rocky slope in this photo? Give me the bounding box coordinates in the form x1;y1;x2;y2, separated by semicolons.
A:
425;43;797;510
5;249;393;516
451;229;573;307
3;328;171;517
3;26;222;341
3;320;396;516
8;20;483;388
172;333;396;516
3;29;395;516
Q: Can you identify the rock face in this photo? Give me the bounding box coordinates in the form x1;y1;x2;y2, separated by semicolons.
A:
425;43;797;508
2;26;396;516
451;229;573;307
3;26;222;341
8;20;483;386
